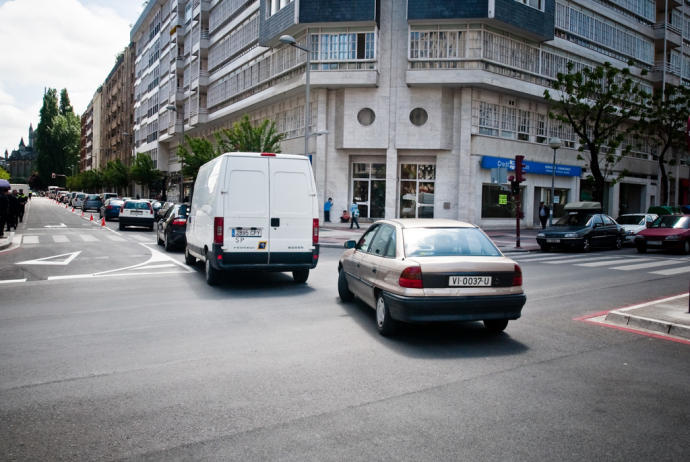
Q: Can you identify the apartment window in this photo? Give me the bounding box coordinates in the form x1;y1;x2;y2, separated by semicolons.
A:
410;29;465;60
515;0;544;11
267;0;292;18
310;31;376;63
500;107;517;139
479;102;500;136
536;113;547;143
518;110;531;141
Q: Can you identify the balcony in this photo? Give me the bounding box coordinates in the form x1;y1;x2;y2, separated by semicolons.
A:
652;23;682;49
190;108;208;126
197;70;209;88
171;56;185;74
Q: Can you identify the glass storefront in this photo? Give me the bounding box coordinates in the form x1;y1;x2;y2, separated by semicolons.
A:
352;162;386;218
481;184;525;218
400;163;435;218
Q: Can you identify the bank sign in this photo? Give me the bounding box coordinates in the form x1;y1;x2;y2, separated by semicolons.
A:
481;156;582;177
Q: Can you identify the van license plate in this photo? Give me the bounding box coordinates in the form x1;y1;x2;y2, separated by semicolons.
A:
232;228;262;238
449;276;492;287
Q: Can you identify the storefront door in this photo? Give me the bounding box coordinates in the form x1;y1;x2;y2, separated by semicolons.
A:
351;162;386;218
399;163;435;218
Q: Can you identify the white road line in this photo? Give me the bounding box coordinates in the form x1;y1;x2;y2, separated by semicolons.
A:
546;256;651;265
22;235;39;244
48;270;187;281
130;263;176;270
610;260;684;271
53;235;69;243
103;234;126;242
0;278;27;284
515;254;595;263
575;258;647;267
79;234;99;242
650;266;690;276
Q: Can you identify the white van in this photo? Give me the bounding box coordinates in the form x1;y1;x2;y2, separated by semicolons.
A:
185;152;320;285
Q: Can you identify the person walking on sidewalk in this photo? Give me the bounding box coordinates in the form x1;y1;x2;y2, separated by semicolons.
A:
349;200;360;229
324;197;333;223
17;189;27;223
0;188;9;238
6;190;19;231
538;201;550;229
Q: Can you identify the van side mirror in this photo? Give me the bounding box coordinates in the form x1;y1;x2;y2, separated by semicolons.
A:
344;240;356;249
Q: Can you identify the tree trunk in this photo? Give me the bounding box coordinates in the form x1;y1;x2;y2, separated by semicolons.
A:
588;146;606;205
659;161;668;205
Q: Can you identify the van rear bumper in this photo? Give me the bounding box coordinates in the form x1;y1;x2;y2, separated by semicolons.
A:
207;244;319;271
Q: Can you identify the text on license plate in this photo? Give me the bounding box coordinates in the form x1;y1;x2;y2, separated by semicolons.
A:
647;241;662;246
546;238;560;243
449;276;492;287
232;228;262;237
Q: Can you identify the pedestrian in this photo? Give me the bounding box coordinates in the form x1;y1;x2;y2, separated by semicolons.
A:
340;209;350;223
324;197;333;223
17;189;27;223
7;190;19;231
349;200;360;229
0;188;9;238
538;201;550;229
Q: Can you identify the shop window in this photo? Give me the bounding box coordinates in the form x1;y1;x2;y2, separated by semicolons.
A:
481;184;524;218
400;163;435;218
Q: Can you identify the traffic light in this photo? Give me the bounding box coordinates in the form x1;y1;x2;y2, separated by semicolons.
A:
511;180;519;196
515;155;525;183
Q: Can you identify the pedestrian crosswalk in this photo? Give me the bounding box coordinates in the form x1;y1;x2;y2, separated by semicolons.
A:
512;252;689;276
17;232;150;245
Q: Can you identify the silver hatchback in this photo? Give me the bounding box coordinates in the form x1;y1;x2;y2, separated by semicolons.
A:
338;219;526;336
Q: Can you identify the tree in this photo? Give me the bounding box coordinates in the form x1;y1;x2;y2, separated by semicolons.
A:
59;89;74;116
640;84;690;205
543;62;648;205
28;172;45;190
130;153;162;197
217;115;284;153
0;166;9;180
103;160;129;195
35;89;60;185
176;135;221;182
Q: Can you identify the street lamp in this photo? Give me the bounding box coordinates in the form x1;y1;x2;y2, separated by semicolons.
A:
548;137;562;226
280;34;312;158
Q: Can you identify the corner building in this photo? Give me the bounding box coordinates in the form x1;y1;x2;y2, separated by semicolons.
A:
131;0;690;223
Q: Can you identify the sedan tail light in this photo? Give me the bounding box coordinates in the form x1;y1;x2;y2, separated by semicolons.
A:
399;266;423;289
106;205;112;210
512;264;522;286
172;218;187;226
213;217;224;245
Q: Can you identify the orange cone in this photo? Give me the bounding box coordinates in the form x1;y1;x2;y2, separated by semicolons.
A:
81;210;84;217
72;207;75;212
101;217;106;227
89;214;94;222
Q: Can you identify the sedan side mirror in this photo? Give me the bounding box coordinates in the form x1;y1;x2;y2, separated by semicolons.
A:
344;240;356;249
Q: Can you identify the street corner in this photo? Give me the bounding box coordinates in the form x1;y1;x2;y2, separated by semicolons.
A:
575;293;690;345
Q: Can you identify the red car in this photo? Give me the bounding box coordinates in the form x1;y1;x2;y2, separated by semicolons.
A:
635;215;690;254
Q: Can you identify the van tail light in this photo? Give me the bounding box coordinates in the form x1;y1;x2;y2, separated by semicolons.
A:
313;218;319;245
399;266;423;289
172;218;187;226
512;264;523;286
213;217;224;244
261;152;276;156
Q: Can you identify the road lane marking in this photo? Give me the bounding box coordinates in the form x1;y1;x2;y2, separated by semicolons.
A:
17;251;82;266
517;254;597;263
575;258;642;267
22;235;38;244
79;234;98;242
103;234;126;242
0;278;27;284
53;235;69;243
650;266;690;276
610;260;684;271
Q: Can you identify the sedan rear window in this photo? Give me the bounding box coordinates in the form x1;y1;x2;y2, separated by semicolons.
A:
124;201;150;210
650;216;689;229
86;194;100;200
403;227;501;257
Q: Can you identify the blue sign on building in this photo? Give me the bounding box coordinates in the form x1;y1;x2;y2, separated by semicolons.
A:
481;156;581;177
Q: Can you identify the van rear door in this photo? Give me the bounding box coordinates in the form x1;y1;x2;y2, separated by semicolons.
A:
268;157;316;264
223;156;270;264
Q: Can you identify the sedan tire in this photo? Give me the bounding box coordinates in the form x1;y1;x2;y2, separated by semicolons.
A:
636;243;647;253
338;269;354;302
157;233;163;245
119;223;125;230
164;232;172;251
582;237;591;252
375;293;397;336
484;319;509;333
614;237;622;250
683;240;690;255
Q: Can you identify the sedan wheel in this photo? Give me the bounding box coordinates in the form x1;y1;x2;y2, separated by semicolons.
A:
375;293;396;336
582;237;591;252
614;237;622;250
157;231;163;246
683;240;690;255
338;269;354;302
484;319;509;333
164;232;172;251
636;243;647;254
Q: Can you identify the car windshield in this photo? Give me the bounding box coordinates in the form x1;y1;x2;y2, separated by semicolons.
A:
124;201;150;210
87;194;99;200
403;227;501;257
616;215;644;225
649;216;689;229
554;213;594;227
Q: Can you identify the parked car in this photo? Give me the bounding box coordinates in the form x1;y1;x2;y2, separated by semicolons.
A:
82;194;103;212
616;213;658;245
72;192;86;209
185;152;319;286
155;201;175;222
68;191;80;206
157;203;189;250
338;219;525;336
536;202;625;251
101;192;118;202
118;200;155;230
100;198;123;221
635;214;690;254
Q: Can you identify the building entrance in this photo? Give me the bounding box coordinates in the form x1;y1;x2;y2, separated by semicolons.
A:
351;162;386;218
399;163;435;218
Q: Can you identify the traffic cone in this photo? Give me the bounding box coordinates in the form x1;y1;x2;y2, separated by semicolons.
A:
72;207;75;212
89;214;94;222
81;210;84;217
101;217;106;227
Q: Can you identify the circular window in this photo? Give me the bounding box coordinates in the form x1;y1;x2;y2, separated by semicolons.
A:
409;108;428;126
357;108;376;126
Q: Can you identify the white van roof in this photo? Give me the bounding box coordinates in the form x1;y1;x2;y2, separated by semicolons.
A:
219;152;310;161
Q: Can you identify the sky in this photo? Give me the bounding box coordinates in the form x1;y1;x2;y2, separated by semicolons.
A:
0;0;144;157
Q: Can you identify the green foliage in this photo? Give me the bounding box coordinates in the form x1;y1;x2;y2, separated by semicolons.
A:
217;115;284;153
543;62;648;205
103;160;129;194
639;84;690;204
130;153;162;193
35;89;60;185
0;166;9;180
59;89;74;116
177;135;221;181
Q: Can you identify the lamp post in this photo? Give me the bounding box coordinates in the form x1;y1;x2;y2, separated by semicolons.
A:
548;137;562;226
279;35;311;158
166;104;185;201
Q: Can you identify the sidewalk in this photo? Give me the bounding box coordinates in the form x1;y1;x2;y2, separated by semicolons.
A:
320;221;541;253
579;293;690;343
0;231;13;251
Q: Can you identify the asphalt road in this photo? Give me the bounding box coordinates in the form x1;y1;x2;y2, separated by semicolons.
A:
1;198;688;461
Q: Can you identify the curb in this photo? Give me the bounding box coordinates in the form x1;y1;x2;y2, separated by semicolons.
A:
605;310;690;340
0;231;15;251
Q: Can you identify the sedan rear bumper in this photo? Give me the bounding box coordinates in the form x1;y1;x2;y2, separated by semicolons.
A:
384;292;526;323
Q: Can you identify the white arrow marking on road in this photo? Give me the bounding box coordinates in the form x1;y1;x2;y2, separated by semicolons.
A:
16;251;82;266
44;223;67;228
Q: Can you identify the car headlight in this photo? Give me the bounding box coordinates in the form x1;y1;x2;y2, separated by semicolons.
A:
564;233;580;238
626;230;634;235
665;235;680;241
537;233;545;238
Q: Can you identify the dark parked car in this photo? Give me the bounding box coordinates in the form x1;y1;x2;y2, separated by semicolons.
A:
155;201;175;221
537;205;625;252
635;215;690;254
99;198;123;221
82;194;103;212
157;203;189;250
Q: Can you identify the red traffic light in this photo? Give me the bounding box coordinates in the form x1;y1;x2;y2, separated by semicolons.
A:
515;155;525;183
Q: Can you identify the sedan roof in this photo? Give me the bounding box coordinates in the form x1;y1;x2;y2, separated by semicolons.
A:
383;218;476;229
